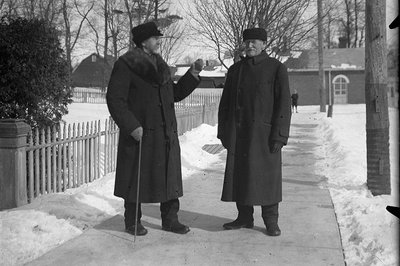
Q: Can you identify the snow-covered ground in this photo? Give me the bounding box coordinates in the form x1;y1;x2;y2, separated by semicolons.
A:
0;103;398;265
313;104;399;266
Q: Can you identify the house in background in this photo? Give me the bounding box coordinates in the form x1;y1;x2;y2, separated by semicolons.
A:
173;59;232;88
72;53;115;89
284;47;398;107
284;48;366;105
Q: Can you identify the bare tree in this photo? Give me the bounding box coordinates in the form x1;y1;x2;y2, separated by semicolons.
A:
62;0;94;88
158;19;185;64
339;0;365;47
322;0;342;48
185;0;318;68
1;0;62;24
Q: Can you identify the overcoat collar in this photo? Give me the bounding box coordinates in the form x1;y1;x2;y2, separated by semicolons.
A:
243;51;269;65
119;48;171;85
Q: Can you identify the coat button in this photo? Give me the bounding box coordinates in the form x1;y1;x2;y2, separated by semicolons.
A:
161;122;166;127
158;103;162;107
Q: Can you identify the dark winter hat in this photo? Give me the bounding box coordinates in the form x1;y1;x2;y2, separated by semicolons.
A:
243;28;267;42
131;22;163;46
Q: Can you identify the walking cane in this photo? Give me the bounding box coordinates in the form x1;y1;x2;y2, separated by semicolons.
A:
134;138;142;243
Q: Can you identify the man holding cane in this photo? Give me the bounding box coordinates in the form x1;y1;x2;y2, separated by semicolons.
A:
107;22;203;236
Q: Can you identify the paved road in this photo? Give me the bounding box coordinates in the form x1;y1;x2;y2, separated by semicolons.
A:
28;112;345;266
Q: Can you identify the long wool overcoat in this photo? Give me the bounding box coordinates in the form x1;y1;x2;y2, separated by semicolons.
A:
217;52;291;206
106;48;199;203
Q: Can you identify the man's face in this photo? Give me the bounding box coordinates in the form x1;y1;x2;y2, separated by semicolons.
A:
244;39;266;57
142;36;161;54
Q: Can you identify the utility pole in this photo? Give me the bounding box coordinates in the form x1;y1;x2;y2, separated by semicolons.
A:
317;0;326;112
365;0;390;195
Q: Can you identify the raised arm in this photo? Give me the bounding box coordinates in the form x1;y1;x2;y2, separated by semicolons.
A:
173;59;203;102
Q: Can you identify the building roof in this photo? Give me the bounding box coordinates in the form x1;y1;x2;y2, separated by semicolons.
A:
72;53;115;87
284;48;365;70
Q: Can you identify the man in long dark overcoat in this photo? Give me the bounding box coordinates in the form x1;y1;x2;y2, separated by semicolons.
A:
106;22;203;236
217;28;291;236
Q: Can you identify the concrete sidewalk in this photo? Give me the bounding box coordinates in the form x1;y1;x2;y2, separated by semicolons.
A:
27;113;345;266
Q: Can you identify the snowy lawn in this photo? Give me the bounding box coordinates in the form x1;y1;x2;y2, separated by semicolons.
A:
0;103;398;265
313;104;399;266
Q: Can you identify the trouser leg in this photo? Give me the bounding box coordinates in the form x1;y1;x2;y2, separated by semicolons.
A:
124;200;142;228
261;203;279;224
160;198;179;226
236;202;254;222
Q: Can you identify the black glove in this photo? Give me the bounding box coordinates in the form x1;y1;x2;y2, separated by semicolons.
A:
271;141;284;153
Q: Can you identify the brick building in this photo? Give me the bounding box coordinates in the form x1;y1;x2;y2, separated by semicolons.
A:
284;48;366;105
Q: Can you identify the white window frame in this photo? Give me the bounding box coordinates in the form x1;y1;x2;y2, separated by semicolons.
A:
332;74;349;96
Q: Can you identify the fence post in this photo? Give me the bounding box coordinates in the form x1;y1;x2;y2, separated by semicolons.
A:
0;119;30;210
202;104;206;124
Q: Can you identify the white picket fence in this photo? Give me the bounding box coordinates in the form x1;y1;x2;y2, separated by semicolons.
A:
72;88;222;106
26;119;118;202
25;91;222;202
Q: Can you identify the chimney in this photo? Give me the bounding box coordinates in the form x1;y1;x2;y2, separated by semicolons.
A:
338;37;348;48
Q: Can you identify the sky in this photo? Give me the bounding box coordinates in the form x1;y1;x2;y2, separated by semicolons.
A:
72;0;399;66
167;0;399;62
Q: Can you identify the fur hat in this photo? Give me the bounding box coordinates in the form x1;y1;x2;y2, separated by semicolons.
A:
131;22;163;46
243;28;267;42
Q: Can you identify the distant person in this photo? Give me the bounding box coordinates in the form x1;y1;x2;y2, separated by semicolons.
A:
291;90;299;113
217;27;291;236
106;22;204;236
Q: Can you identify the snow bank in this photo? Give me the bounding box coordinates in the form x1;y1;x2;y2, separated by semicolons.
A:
0;173;123;265
179;124;221;178
315;104;399;266
0;210;81;265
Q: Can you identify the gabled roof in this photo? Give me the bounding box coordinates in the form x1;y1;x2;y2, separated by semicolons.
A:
72;53;115;87
284;48;365;70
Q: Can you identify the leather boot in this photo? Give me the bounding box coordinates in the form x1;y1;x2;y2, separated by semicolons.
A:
265;219;281;236
161;199;190;234
124;201;147;235
162;220;190;234
223;218;254;230
262;203;281;236
223;203;254;230
125;222;148;236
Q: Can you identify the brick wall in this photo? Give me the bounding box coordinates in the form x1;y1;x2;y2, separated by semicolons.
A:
288;69;365;105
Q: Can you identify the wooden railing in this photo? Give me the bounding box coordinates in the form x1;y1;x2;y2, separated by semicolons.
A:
26;119;118;202
175;103;219;135
72;88;107;103
72;88;222;106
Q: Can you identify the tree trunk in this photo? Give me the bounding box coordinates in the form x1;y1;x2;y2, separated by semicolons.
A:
353;0;359;47
365;0;390;195
62;0;72;90
103;0;109;92
154;0;158;20
345;0;351;48
318;0;326;112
